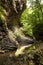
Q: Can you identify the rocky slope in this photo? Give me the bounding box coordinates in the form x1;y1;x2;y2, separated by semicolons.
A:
0;22;43;65
0;22;35;51
0;43;43;65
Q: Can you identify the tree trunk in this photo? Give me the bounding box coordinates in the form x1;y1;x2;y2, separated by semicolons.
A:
1;0;26;28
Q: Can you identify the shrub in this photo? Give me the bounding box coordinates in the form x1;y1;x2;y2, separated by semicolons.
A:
20;8;43;40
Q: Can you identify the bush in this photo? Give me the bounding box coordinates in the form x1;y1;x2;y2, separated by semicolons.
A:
20;8;33;37
20;8;43;40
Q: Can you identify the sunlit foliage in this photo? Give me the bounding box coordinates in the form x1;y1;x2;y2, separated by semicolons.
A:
20;2;43;40
20;8;33;36
0;5;5;22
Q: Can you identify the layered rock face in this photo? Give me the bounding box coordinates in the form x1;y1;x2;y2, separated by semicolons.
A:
0;22;36;53
0;22;18;51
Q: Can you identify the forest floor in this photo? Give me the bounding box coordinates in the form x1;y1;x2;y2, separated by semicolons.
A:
0;42;43;65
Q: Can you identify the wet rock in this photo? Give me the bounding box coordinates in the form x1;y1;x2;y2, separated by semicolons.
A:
1;37;18;51
16;36;35;46
2;44;18;51
0;23;18;51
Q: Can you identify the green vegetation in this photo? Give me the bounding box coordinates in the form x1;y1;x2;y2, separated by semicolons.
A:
20;8;33;36
0;5;5;23
0;0;43;65
20;0;43;40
